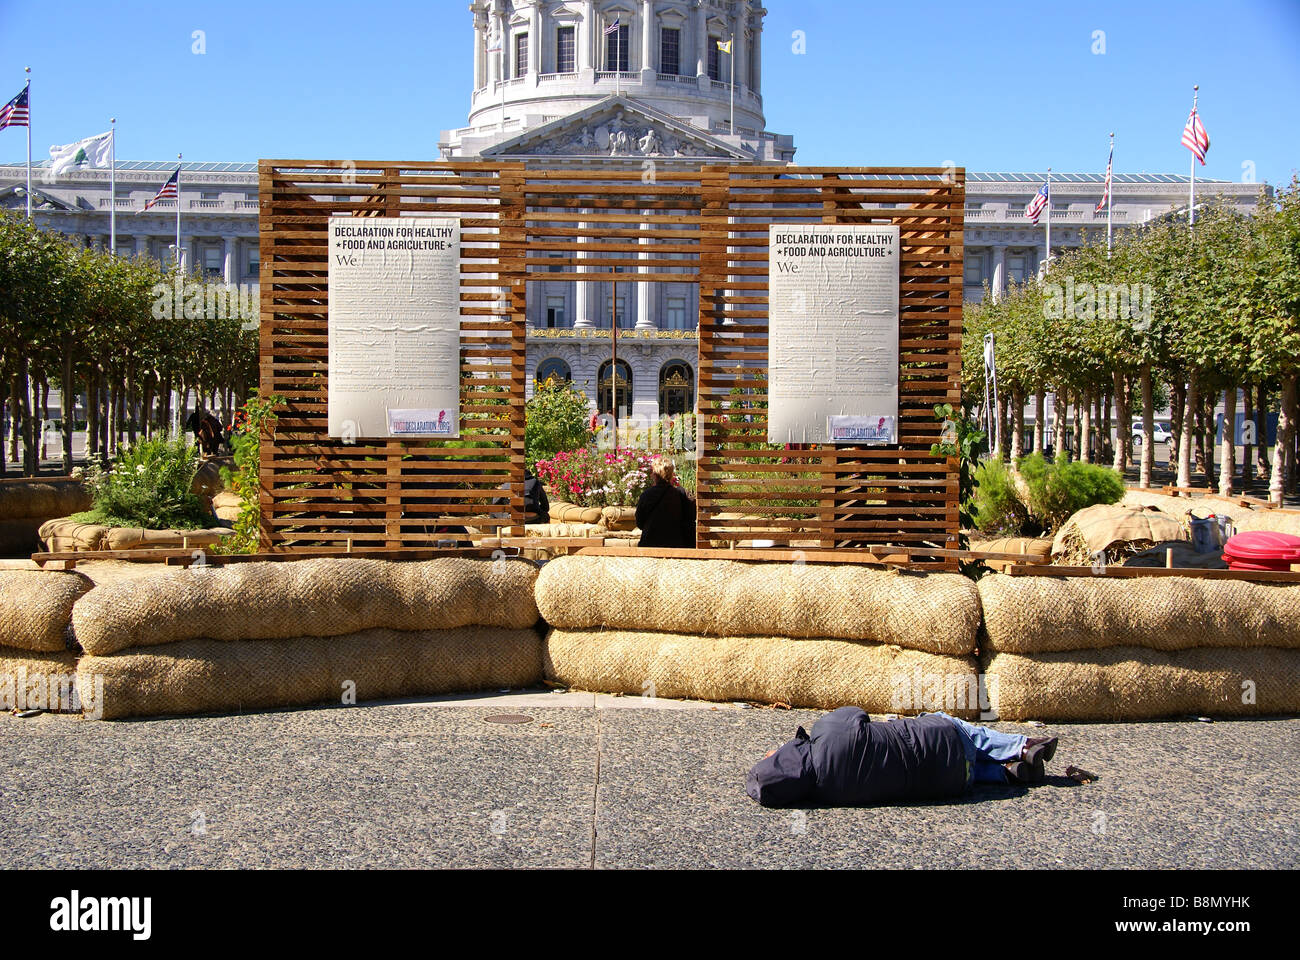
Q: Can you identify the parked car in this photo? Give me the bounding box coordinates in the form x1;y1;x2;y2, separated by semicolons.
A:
1132;422;1172;444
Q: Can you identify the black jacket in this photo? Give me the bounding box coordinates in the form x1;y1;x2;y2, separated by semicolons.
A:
523;473;549;525
635;479;696;548
746;707;969;807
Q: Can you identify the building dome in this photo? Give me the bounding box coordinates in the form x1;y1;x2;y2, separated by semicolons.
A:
444;0;792;163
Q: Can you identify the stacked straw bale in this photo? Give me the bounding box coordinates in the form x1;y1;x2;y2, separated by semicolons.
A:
537;556;983;716
73;557;542;719
0;570;91;712
979;573;1300;720
0;479;92;555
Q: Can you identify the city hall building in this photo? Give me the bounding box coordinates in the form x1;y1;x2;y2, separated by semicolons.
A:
0;0;1264;421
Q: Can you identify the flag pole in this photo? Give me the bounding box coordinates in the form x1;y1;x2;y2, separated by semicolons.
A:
729;37;735;136
175;152;182;270
109;118;116;256
611;266;619;453
1106;133;1114;258
1189;85;1198;229
1044;167;1052;273
24;67;31;220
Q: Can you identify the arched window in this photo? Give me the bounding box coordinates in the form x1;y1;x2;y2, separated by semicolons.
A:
598;359;633;416
536;357;572;384
659;361;694;416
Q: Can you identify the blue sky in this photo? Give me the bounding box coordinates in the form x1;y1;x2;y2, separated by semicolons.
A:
2;0;1297;186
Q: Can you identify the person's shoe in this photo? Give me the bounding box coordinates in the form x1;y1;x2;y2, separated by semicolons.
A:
1022;736;1058;766
1003;760;1044;784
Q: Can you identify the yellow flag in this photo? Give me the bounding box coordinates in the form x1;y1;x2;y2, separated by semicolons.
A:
717;39;732;53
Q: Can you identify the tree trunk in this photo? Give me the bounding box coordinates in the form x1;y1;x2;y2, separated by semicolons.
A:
1079;389;1092;464
1195;390;1213;489
1140;366;1154;488
19;360;36;476
8;376;21;465
61;350;75;474
1010;388;1025;460
1052;390;1067;461
1242;381;1254;492
38;379;49;463
1270;376;1296;504
1219;387;1236;497
127;377;138;447
1033;388;1045;454
86;372;99;462
1176;378;1196;489
1256;383;1271;482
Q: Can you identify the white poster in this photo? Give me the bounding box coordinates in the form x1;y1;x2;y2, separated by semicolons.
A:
328;216;461;438
767;224;900;444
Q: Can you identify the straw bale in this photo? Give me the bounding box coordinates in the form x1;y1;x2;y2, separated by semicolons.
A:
978;573;1300;653
102;526;231;551
0;480;91;521
78;626;542;720
0;570;91;652
1234;510;1300;536
0;646;80;713
72;557;539;655
38;518;108;552
0;518;44;555
985;646;1300;720
535;555;980;655
544;627;981;717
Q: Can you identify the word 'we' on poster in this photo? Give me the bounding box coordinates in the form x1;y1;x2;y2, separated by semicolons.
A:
327;216;461;439
767;224;900;445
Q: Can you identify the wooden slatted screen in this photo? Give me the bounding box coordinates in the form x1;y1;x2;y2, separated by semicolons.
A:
258;160;527;550
257;161;961;560
697;166;964;564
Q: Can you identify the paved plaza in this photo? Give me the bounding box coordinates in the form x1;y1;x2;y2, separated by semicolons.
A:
2;692;1295;869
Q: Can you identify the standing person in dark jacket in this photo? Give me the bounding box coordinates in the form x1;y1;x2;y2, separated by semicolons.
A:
635;456;695;548
746;706;1060;807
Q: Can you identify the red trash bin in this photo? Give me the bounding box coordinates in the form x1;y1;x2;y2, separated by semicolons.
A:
1221;531;1300;572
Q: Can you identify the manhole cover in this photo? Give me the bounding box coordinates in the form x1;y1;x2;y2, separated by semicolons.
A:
483;714;534;725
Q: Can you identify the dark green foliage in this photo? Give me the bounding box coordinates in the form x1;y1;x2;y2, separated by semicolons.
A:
77;437;210;530
971;457;1029;536
1016;451;1125;530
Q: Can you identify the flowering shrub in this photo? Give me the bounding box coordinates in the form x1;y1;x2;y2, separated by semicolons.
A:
534;448;655;507
76;437;210;530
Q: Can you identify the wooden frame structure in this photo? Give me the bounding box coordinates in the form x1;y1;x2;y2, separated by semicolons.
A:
258;161;963;560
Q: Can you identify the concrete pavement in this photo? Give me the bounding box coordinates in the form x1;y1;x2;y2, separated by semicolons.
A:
1;692;1296;869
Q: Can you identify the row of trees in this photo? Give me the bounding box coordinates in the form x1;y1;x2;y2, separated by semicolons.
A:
0;213;258;475
965;177;1300;503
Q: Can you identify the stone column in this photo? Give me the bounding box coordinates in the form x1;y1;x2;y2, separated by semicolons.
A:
580;0;595;72
636;209;655;330
473;11;485;89
751;15;761;93
134;234;148;257
695;0;708;78
991;246;1006;302
529;1;541;77
735;1;749;92
223;236;235;283
641;0;654;77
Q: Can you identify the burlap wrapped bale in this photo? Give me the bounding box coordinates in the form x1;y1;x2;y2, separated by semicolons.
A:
978;573;1300;653
535;556;980;655
524;522;606;538
985;646;1300;720
0;646;80;713
102;526;231;551
72;556;540;656
1052;503;1185;564
38;517;108;552
213;491;242;524
1234;510;1300;537
78;626;543;720
548;501;605;525
0;570;91;652
0;479;91;521
545;627;981;716
600;506;638;531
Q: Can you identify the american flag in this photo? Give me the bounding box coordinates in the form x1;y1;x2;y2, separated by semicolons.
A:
1182;105;1210;165
1025;181;1049;224
0;83;29;130
1096;144;1113;213
604;17;621;35
143;168;179;210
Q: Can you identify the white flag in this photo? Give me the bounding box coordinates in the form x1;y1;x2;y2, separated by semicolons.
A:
48;131;113;178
